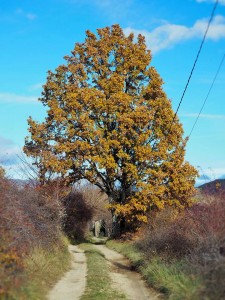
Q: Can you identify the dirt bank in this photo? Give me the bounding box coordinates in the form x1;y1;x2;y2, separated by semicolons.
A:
47;245;87;300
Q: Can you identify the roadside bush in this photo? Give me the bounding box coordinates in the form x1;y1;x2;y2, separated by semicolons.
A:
0;174;68;298
136;208;196;260
0;176;25;298
135;192;225;299
14;237;70;300
63;190;94;240
63;183;112;240
189;195;225;300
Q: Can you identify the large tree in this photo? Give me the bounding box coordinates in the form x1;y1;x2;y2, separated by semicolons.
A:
24;24;197;224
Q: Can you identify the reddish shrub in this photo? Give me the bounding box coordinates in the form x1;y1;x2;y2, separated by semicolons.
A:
0;175;66;297
136;208;196;259
136;193;225;299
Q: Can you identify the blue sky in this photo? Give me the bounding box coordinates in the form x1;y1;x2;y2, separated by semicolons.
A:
0;0;225;183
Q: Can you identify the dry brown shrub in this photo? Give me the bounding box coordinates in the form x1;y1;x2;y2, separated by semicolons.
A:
0;175;66;298
63;190;93;240
187;195;225;299
63;182;112;240
136;208;196;260
136;193;225;299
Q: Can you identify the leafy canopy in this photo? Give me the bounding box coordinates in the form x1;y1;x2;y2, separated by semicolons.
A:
24;24;197;223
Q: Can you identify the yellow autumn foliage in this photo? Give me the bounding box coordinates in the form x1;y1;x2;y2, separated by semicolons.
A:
24;24;197;224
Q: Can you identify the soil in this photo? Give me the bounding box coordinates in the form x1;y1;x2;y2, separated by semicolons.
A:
48;243;160;300
47;244;87;300
93;244;161;300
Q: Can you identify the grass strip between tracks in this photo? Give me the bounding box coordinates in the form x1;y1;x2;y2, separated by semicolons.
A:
80;243;126;300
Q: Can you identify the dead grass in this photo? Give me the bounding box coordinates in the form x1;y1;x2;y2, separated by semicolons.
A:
12;237;71;300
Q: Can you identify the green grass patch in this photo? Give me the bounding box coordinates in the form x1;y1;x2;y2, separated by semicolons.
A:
80;243;126;300
88;235;108;245
141;258;201;300
106;240;144;268
11;235;71;300
106;240;202;300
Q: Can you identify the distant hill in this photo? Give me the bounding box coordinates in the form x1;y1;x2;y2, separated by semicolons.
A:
198;179;225;196
9;179;36;188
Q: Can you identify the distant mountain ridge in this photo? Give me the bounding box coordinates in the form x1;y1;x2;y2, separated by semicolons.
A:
198;179;225;195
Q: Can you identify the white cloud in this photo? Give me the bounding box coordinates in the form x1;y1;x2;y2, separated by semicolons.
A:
67;0;134;20
211;167;225;177
0;136;35;179
198;166;225;178
0;93;38;104
15;8;37;21
196;0;225;5
195;166;225;186
0;136;37;180
26;13;37;21
0;8;37;23
28;83;44;91
94;0;132;8
94;0;133;20
124;15;225;53
0;136;14;146
183;113;225;119
0;136;20;166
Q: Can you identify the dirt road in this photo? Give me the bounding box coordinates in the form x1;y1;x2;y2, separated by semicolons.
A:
93;244;160;300
47;245;87;300
48;243;160;300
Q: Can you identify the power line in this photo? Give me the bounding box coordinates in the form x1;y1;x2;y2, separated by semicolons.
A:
188;53;225;138
169;0;219;131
